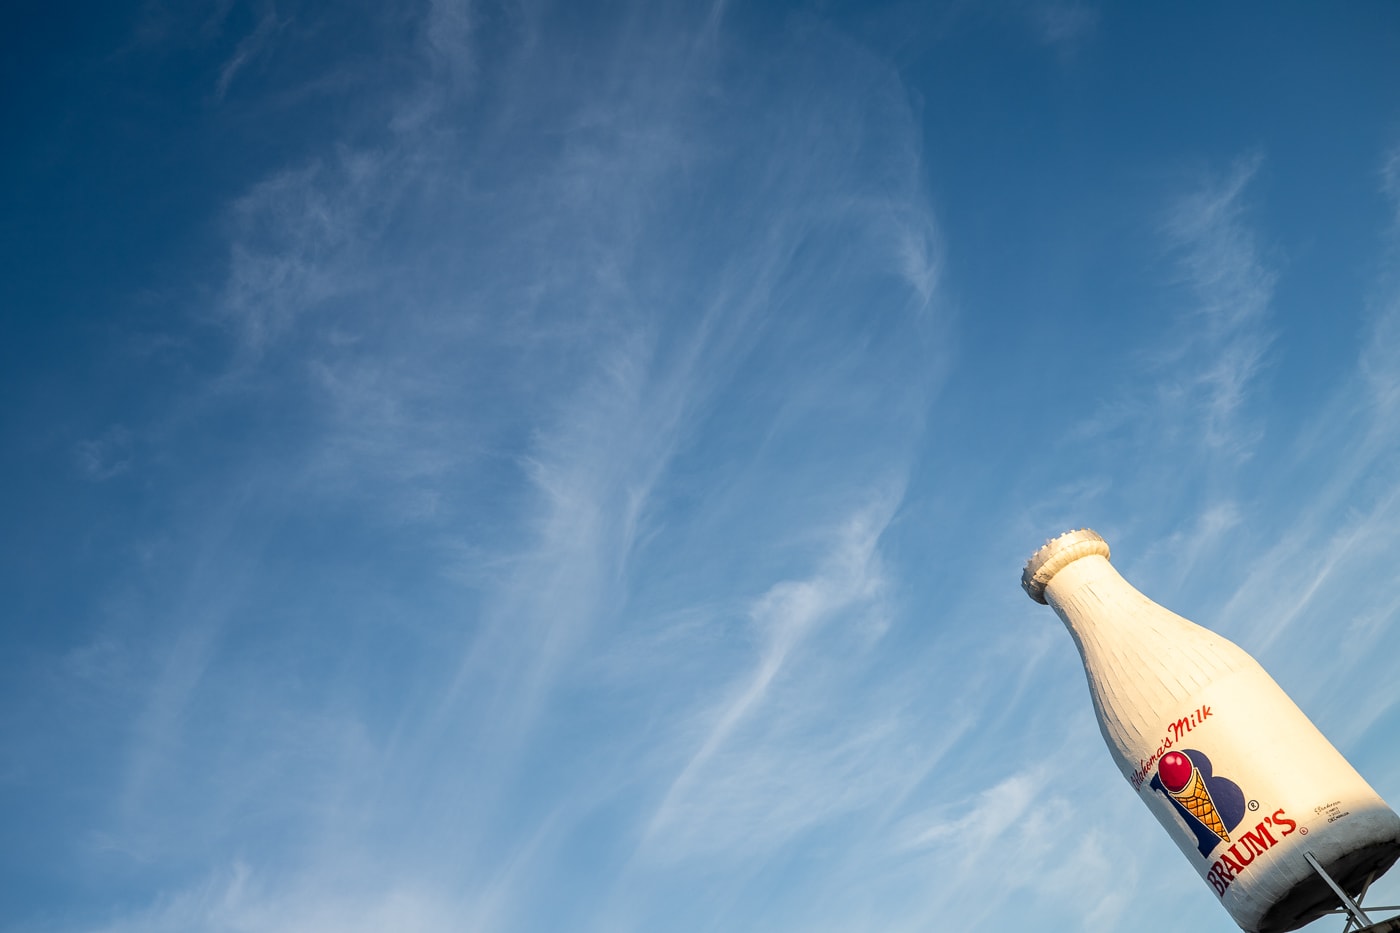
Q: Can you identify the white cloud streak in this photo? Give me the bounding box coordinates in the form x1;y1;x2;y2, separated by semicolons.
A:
1068;156;1275;462
1207;142;1400;677
1157;154;1275;456
75;425;135;480
83;862;480;933
69;7;949;933
214;5;284;101
640;493;901;859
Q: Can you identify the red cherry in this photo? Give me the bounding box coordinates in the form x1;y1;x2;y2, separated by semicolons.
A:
1159;751;1194;794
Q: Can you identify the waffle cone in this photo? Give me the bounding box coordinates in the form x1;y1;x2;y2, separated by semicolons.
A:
1171;770;1229;842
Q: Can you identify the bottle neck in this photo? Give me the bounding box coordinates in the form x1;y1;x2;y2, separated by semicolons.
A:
1041;553;1253;766
1044;554;1147;625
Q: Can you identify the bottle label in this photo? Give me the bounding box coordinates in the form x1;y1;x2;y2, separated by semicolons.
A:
1126;669;1385;909
1142;745;1299;896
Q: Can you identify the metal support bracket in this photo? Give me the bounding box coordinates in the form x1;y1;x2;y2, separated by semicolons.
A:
1306;850;1375;930
1304;852;1400;933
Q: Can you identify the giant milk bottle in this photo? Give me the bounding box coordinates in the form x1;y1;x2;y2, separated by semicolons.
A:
1023;530;1400;933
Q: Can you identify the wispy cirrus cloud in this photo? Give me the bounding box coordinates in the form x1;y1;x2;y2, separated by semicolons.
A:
65;6;947;933
639;492;903;860
1038;156;1278;570
214;4;285;100
863;733;1148;933
217;153;392;353
75;425;135;480
84;862;476;933
1158;154;1276;455
1070;156;1275;462
1208;142;1400;691
21;6;1400;933
1031;2;1098;50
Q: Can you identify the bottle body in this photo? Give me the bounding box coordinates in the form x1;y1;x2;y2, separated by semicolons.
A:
1028;532;1400;933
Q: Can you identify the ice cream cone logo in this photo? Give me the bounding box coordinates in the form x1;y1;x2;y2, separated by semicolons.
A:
1159;751;1230;843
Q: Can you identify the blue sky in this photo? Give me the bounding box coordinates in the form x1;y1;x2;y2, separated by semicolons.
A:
5;2;1400;930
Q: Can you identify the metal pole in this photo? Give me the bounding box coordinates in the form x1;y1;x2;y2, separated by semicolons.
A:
1304;851;1372;929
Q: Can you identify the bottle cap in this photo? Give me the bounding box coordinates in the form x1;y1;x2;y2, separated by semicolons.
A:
1022;528;1111;604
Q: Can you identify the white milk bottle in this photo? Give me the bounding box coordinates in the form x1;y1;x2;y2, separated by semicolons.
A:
1023;529;1400;932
